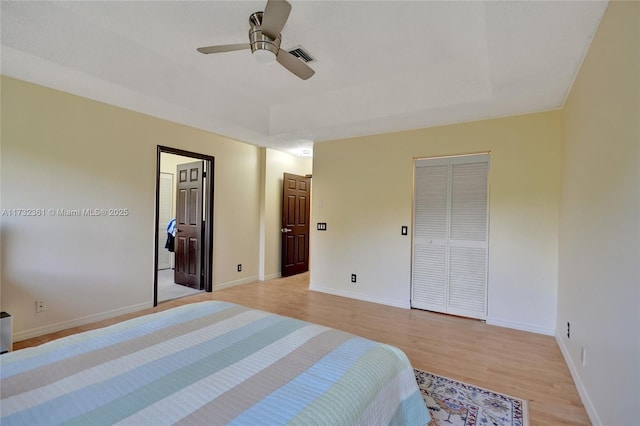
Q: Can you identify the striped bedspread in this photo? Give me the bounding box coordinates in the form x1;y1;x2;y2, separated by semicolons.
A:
1;301;430;425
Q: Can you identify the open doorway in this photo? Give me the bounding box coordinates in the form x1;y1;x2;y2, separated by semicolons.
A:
154;146;214;306
280;173;311;277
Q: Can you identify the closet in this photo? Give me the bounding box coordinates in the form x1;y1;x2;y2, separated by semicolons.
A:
411;154;489;320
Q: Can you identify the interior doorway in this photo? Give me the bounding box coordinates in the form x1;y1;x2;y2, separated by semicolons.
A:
281;173;311;277
154;146;214;306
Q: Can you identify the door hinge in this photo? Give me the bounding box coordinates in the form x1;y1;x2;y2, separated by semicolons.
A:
202;171;207;178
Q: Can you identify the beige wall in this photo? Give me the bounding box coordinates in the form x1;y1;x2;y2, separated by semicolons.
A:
311;111;564;334
0;76;262;339
557;2;640;425
261;149;312;280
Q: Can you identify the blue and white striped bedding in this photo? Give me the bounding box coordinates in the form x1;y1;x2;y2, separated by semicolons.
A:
1;301;430;425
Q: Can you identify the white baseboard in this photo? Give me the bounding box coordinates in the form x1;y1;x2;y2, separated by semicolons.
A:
262;272;281;281
485;317;555;336
555;335;601;425
214;275;259;291
309;285;410;309
13;301;153;342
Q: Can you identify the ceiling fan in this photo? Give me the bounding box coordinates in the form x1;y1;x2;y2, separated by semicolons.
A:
197;0;315;80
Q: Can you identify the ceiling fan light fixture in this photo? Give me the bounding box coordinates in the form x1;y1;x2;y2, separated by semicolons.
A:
196;0;315;80
253;48;276;63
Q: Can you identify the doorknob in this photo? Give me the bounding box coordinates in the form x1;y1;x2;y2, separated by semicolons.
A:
281;228;292;233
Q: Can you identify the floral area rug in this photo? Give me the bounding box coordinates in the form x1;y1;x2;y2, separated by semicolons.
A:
414;369;529;426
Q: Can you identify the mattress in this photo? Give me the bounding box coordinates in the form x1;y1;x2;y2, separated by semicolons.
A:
1;301;430;425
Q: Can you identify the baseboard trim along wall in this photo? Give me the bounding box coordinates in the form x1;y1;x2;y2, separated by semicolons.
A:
310;285;411;310
262;272;281;281
12;301;153;343
556;335;601;425
214;275;260;291
485;317;555;336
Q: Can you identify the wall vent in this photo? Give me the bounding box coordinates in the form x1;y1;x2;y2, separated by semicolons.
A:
287;46;315;63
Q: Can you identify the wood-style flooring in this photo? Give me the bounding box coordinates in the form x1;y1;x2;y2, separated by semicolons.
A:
13;272;589;425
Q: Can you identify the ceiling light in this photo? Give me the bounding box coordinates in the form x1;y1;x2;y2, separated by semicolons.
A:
289;139;314;158
252;49;276;63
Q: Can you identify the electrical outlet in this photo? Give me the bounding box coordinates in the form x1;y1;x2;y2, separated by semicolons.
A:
567;322;570;339
237;264;242;272
351;274;357;283
35;300;46;313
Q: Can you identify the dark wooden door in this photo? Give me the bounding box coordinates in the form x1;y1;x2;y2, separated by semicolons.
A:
174;161;203;289
281;173;311;277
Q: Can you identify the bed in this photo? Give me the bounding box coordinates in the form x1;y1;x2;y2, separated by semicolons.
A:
1;301;430;425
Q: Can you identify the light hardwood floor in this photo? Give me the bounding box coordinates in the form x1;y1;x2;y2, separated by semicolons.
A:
14;272;589;425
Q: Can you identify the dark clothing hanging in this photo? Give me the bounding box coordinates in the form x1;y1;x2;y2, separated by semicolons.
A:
165;218;176;252
165;233;175;252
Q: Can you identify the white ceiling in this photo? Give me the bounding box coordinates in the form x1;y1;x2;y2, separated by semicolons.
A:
1;1;608;156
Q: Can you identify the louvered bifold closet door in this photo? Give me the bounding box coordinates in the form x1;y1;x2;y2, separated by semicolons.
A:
411;160;449;313
412;155;489;320
448;159;488;319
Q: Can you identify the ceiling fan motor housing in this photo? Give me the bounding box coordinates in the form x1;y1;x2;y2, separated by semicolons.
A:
249;12;281;61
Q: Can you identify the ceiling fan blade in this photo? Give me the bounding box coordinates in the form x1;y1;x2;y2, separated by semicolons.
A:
262;0;291;40
197;44;250;54
276;49;315;80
